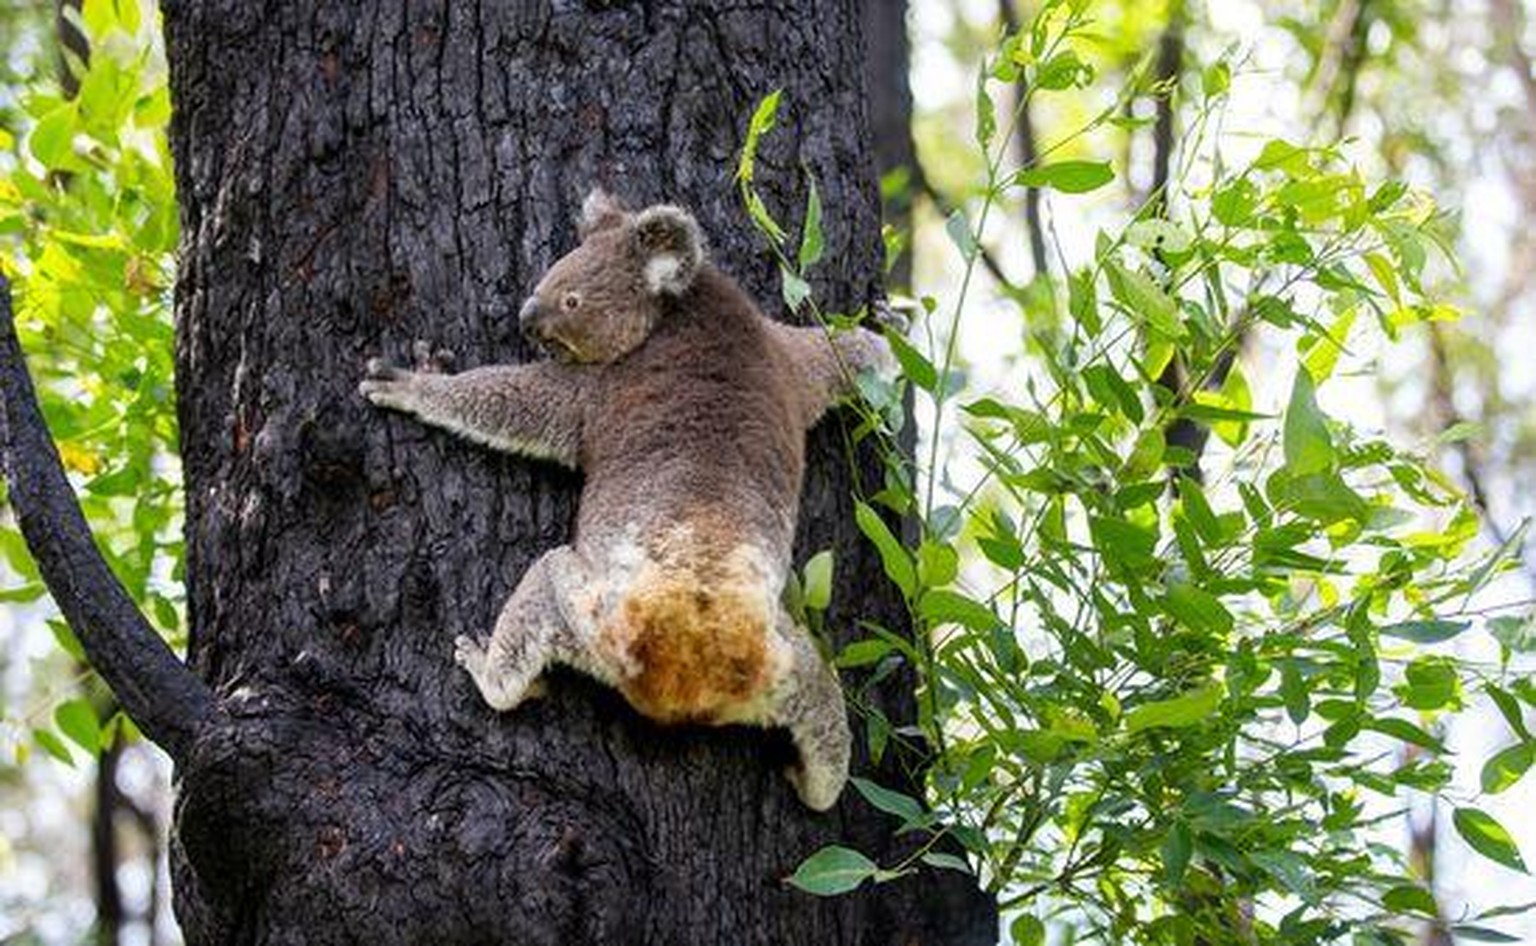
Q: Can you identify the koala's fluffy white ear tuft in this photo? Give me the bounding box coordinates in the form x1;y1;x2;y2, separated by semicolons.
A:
579;188;628;239
634;204;705;296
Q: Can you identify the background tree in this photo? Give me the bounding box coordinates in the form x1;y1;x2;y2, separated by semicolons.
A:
2;0;995;942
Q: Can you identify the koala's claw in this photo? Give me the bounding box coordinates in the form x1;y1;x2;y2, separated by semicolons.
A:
411;339;455;373
453;634;486;672
868;298;912;335
364;357;405;381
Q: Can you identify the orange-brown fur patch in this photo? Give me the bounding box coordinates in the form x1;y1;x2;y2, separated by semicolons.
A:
604;578;773;725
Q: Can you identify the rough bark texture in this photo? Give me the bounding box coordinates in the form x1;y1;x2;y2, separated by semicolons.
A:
159;1;996;943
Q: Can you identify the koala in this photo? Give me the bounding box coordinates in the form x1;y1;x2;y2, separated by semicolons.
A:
359;189;892;811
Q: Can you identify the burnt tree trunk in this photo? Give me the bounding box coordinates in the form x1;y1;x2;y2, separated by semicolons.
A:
152;1;995;943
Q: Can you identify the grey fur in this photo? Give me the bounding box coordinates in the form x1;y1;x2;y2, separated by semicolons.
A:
360;193;892;811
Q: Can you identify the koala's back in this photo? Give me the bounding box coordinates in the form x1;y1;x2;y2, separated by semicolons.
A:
574;269;810;722
577;268;806;561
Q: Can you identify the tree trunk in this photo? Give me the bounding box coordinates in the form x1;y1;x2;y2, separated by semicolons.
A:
155;1;996;943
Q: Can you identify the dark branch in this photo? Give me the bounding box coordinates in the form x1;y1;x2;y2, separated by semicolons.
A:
1428;323;1536;588
1143;6;1205;484
0;275;215;760
911;161;1020;291
998;0;1049;278
1318;0;1373;140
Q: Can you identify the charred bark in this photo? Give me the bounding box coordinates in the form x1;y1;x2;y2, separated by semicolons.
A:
143;1;996;943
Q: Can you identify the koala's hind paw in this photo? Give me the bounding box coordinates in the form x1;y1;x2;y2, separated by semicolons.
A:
454;635;538;711
784;758;847;813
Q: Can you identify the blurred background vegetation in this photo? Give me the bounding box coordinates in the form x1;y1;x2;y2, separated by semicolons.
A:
1;0;1534;943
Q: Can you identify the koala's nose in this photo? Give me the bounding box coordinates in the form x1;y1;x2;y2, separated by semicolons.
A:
518;296;544;334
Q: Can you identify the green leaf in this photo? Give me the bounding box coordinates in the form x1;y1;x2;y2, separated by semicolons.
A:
1120;428;1165;482
32;728;74;766
945;209;978;261
1481;743;1536;795
1034;49;1092;90
803;550;833;611
850;777;927;825
919;852;971;874
1381;885;1438;917
1014;160;1115;194
855;502;915;598
1395;657;1461;711
837;638;896;669
781;269;811;311
1283;367;1335;475
1454;808;1528;873
1363;717;1445;752
1490;614;1536;654
49;619;86;662
1380;620;1470;645
1161;821;1192;885
1125;219;1193;254
1125;683;1223;734
1450;926;1522;943
1163;584;1234;636
1011;915;1045;946
1088;515;1158;574
54;698;102;753
743;188;787;244
962;399;1051;444
1068;269;1101;336
1201;61;1231;97
918;589;1000;631
736;89;782;184
974;74;996;149
1488;685;1532;741
886;331;938;391
29;104;79;170
798;177;824;270
1280;660;1310;725
786;845;879;896
1103;258;1184;338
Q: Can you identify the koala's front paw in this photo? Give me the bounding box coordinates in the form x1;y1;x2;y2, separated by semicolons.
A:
868;297;913;335
358;359;417;409
410;339;455;374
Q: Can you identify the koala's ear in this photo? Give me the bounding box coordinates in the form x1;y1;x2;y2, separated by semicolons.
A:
634;204;705;296
578;188;628;239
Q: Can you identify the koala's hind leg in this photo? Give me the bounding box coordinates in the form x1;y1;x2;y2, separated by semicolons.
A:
773;621;852;812
454;545;594;711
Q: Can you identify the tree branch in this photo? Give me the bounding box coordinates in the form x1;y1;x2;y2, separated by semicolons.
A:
1141;5;1208;484
0;275;215;761
998;0;1049;278
911;160;1020;291
1427;322;1536;588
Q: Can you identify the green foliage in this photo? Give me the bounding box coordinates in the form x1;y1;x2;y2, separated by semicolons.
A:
744;1;1535;941
0;0;178;767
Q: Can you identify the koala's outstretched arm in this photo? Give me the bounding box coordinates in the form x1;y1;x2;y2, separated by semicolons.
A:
774;322;896;424
360;355;587;467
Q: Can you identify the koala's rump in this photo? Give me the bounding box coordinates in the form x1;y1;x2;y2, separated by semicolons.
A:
596;557;786;726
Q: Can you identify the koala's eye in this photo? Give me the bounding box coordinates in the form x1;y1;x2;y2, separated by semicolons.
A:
561;292;581;311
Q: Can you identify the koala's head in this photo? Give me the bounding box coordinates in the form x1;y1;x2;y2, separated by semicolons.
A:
519;189;706;364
